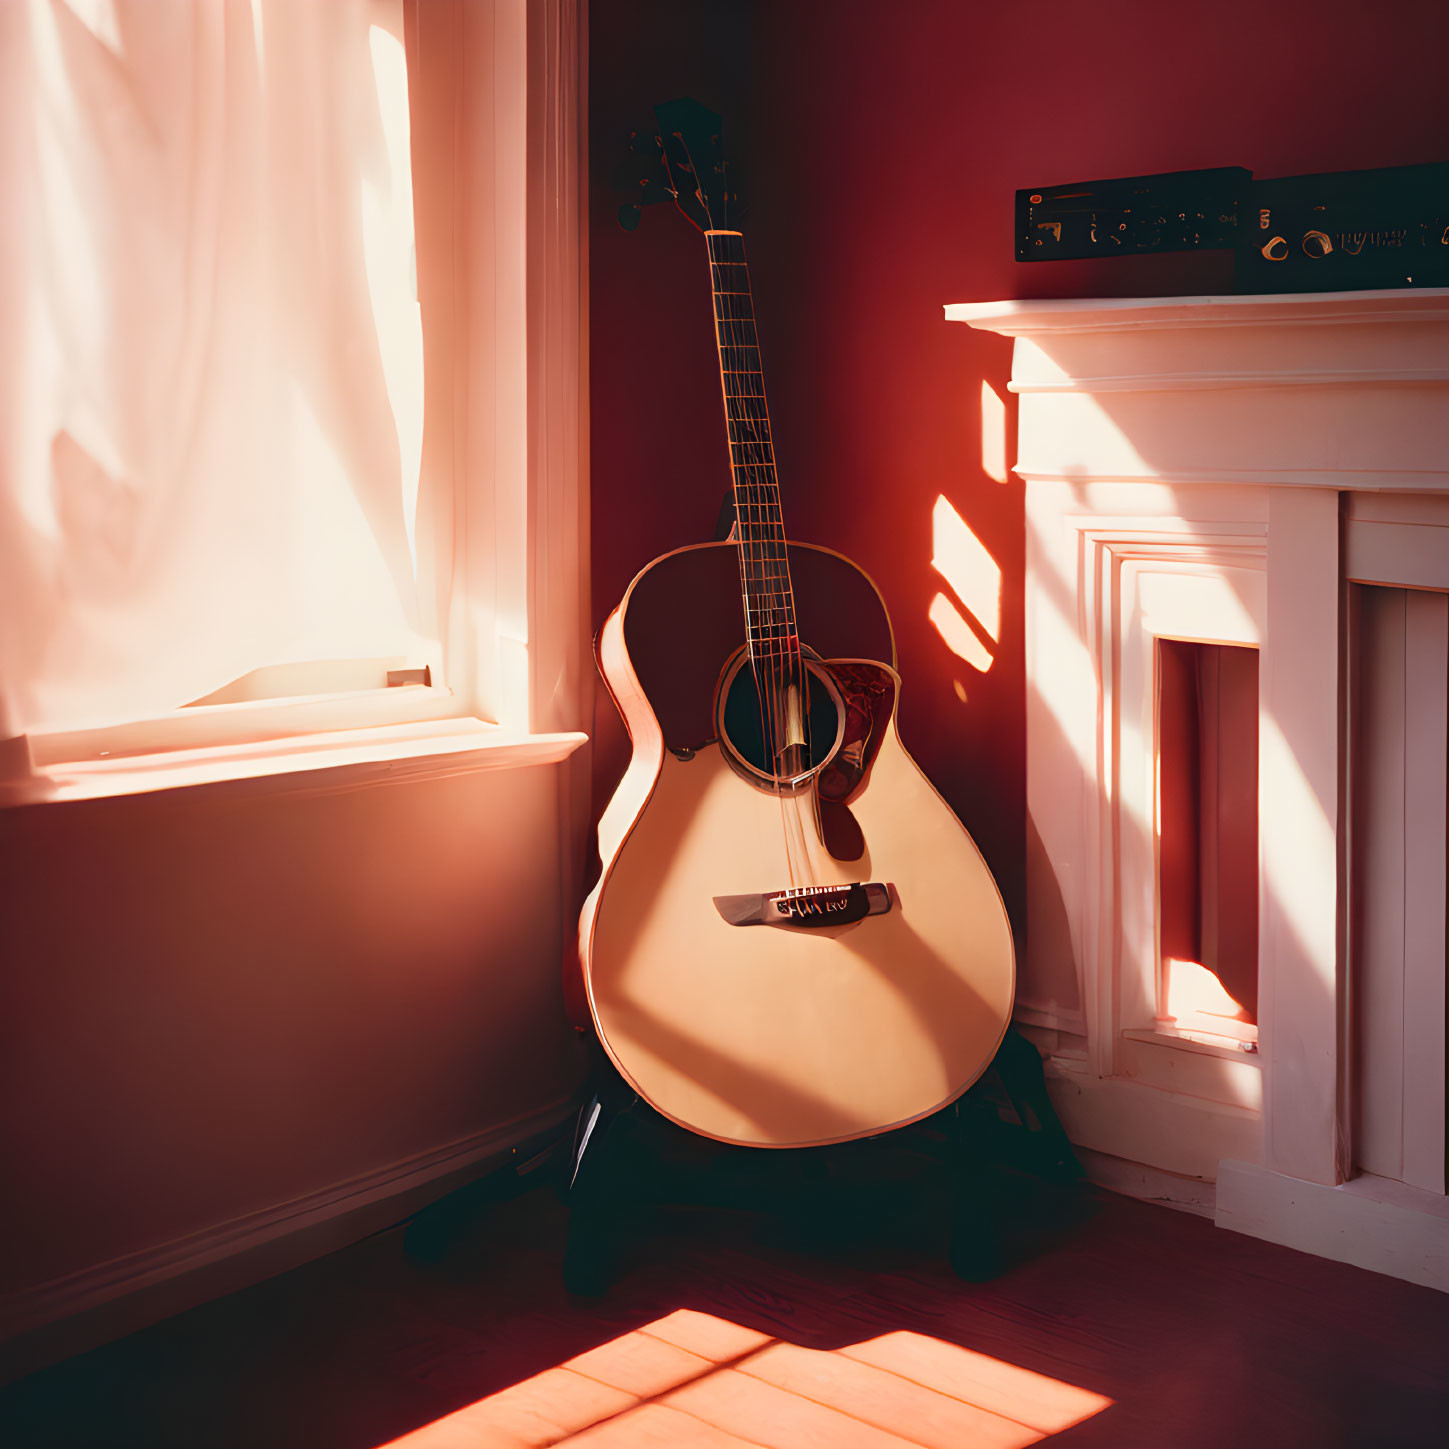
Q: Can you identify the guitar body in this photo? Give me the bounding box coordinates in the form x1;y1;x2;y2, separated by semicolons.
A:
580;541;1015;1148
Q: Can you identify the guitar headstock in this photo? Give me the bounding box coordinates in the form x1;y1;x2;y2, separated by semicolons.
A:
615;98;738;234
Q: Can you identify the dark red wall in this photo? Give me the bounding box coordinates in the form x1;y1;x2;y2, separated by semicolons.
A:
589;0;1449;935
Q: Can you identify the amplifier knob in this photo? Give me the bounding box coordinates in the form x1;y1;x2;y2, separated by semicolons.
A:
1302;229;1334;258
1260;235;1290;261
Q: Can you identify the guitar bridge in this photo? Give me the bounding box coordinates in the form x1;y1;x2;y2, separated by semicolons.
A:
712;882;894;929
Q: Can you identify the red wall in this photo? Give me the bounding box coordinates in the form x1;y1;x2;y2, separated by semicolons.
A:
1;765;584;1366
590;0;1449;935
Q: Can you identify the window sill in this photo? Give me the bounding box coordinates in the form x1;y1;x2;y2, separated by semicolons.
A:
2;719;588;808
1121;1024;1260;1060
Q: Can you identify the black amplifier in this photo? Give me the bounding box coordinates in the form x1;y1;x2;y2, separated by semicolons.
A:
1015;167;1250;261
1016;161;1449;292
1237;163;1449;292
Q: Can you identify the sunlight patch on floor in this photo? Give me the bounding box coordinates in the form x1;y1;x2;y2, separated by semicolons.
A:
377;1309;1113;1448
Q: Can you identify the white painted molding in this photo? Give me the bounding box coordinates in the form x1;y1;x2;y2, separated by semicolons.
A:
1012;1002;1087;1037
524;0;593;941
952;286;1449;1285
1260;489;1345;1187
1042;1062;1260;1182
15;720;588;808
1009;368;1449;394
1216;1160;1449;1293
1346;519;1449;589
951;289;1449;495
1073;1147;1217;1220
1017;468;1449;492
526;0;590;744
446;0;588;743
0;1096;580;1381
946;288;1449;336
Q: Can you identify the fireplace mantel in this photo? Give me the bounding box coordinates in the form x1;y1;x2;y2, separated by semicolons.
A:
948;288;1449;492
947;289;1449;1291
948;288;1449;333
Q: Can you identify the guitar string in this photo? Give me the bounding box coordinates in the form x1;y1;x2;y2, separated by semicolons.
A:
709;229;809;888
728;239;796;886
675;143;790;885
731;231;811;883
727;235;794;882
708;232;796;886
715;231;813;888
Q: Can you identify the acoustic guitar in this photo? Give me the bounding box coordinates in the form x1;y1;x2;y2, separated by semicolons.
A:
580;101;1014;1149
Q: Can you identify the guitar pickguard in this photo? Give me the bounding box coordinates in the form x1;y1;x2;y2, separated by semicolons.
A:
817;661;898;803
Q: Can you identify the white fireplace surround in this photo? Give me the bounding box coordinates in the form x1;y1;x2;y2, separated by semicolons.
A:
947;289;1449;1291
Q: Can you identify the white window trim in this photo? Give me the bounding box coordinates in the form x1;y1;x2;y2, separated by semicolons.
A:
3;0;589;808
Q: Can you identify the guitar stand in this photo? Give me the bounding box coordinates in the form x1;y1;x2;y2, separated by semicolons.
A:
562;1028;1081;1296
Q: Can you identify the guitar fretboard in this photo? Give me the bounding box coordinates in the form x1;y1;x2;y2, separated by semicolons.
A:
705;230;798;666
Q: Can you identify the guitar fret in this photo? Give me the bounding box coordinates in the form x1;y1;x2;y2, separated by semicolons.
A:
706;232;802;651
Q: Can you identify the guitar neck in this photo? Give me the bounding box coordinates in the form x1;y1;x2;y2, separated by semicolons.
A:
705;229;797;664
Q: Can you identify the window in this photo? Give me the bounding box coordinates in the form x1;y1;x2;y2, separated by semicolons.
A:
0;0;588;803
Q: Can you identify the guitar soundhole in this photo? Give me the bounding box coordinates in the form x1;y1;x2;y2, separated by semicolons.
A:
716;649;843;789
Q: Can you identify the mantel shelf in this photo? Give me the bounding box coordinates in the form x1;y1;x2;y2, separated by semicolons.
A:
945;287;1449;336
943;285;1449;491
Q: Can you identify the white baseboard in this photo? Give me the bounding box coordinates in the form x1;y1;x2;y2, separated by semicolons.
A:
1073;1146;1217;1219
1215;1159;1449;1293
1039;1057;1261;1181
0;1095;580;1382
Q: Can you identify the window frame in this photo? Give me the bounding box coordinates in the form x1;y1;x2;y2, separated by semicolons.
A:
6;0;589;805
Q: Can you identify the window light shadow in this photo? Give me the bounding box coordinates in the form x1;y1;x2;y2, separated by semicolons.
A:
929;494;1000;676
980;378;1010;484
375;1309;1114;1447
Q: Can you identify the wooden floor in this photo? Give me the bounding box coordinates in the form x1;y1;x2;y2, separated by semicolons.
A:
2;1145;1447;1449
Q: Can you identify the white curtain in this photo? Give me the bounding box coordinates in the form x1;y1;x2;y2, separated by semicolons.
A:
0;0;430;739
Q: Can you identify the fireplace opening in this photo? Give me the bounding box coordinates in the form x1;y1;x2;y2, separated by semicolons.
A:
1156;639;1259;1040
